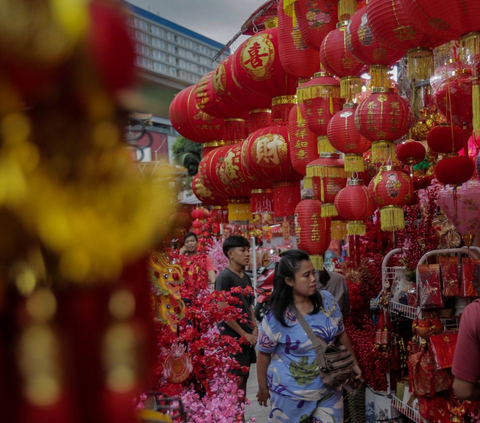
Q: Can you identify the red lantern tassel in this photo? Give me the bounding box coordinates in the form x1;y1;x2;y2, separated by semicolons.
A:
273;181;301;218
211;206;229;224
248;109;272;133
223;118;247;141
250;189;274;214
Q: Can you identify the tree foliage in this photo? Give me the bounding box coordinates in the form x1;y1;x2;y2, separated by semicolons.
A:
171;136;203;177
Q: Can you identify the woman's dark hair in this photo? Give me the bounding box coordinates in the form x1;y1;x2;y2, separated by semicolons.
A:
222;235;250;257
268;249;323;326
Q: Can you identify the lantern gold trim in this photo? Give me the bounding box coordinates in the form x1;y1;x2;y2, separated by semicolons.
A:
347;220;366;236
318;135;336;154
272;95;297;106
380;205;405;232
344;153;365;172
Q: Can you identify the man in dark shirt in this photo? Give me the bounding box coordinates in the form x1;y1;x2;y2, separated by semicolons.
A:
216;235;257;399
316;268;350;318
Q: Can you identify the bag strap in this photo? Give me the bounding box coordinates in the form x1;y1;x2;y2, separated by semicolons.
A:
291;304;328;371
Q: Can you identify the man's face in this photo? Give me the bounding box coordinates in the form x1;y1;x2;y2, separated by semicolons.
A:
184;235;198;253
228;246;250;267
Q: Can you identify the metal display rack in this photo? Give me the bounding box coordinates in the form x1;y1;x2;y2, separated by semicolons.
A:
391;394;426;423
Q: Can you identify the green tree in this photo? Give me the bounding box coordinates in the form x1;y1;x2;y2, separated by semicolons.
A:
171;136;203;176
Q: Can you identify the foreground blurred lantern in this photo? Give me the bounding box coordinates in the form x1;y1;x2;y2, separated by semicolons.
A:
169;85;224;143
334;179;374;236
438;179;480;247
306;153;348;217
396;140;426;176
327;103;371;172
373;166;413;231
435;155;475;186
297;72;344;153
320;22;365;101
427;124;468;154
355;87;413;163
295;198;331;270
278;0;319;78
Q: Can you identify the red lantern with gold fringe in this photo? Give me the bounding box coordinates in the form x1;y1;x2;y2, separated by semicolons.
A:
334;179;374;236
306;153;348;217
327;103;371;172
435;155;475;186
288;104;319;175
355;88;413;163
319;22;365;101
373;166;413;231
297;72;344;154
427;125;468;154
169;85;224;143
295;198;332;270
278;0;320;78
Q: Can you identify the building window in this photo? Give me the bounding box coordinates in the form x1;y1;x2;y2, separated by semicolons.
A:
179;59;186;68
177;36;185;46
152;50;166;61
169;67;177;76
178;48;185;57
168;44;175;53
167;32;175;41
168;55;176;65
136;56;152;68
179;70;187;78
154;62;167;73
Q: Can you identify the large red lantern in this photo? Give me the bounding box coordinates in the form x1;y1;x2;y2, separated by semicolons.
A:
278;0;320;78
327;103;371;172
295;198;331;270
427;125;469;154
297;72;344;153
435;155;475;186
169;85;224;143
306;153;348;217
285;0;339;50
334;179;374;235
319;22;365;100
288;104;319;176
373;166;413;231
192;174;227;207
355;88;413;163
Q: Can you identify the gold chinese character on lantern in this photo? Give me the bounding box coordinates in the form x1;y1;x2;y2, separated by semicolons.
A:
253;134;287;166
241;34;274;81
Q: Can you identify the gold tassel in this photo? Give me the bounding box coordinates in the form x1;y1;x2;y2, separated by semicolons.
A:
370;65;390;88
472;80;480;139
228;200;252;222
338;0;357;20
321;203;338;217
371;140;396;164
460;32;480;71
297;104;306;124
310;254;324;271
331;220;347;240
283;0;298;19
340;77;362;101
344;154;365;172
303;176;312;189
306;165;348;178
380;206;405;232
297;85;341;102
407;48;434;81
318;136;336;154
347;221;366;236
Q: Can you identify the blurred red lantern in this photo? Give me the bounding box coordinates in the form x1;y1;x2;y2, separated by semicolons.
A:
297;72;344;153
192;219;203;229
169;85;224;143
319;22;365;100
278;0;320;78
435;155;475;186
327;103;371;172
306;153;348;217
355;88;413;163
193;229;202;236
192;174;228;207
396;140;426;168
427;125;468;154
191;208;204;220
295;198;332;270
288;104;319;175
334;179;374;235
373;166;413;231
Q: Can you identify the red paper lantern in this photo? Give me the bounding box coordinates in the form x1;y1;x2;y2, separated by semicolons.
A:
192;174;228;207
427;125;468;154
169;85;224;143
294;198;332;270
373;166;413;231
435;155;475;186
288;104;319;176
278;0;320;78
297;73;344;153
248;108;273;133
319;23;365;100
306;153;348;217
191;208;204;220
334;179;374;235
396;140;426;166
288;0;339;50
327;103;371;172
355;88;413;163
192;219;203;229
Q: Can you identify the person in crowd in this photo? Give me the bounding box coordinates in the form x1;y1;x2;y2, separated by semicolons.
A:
215;235;257;399
256;249;361;423
317;267;350;318
179;231;216;288
452;299;480;401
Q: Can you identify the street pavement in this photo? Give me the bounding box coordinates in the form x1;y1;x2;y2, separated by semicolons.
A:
245;364;269;423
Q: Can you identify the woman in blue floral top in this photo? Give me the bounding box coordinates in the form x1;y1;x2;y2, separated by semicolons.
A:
256;250;361;423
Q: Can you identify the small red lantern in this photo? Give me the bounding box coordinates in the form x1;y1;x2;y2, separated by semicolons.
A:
295;198;332;270
373;166;413;231
327;103;371;172
191;208;204;220
427;125;468;154
278;0;320;78
192;219;203;229
435;155;475;186
334;179;374;236
396;140;426;176
288;104;319;176
306;153;348;217
355;88;413;163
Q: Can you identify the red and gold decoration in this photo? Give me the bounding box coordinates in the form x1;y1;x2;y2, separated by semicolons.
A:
327;103;371;172
372;166;413;231
427;124;469;154
396;140;426;176
306;153;348;217
192;174;227;207
294;197;331;269
334;179;374;236
434;155;475;187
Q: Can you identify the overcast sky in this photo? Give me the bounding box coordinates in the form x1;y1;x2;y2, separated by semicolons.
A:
125;0;266;48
